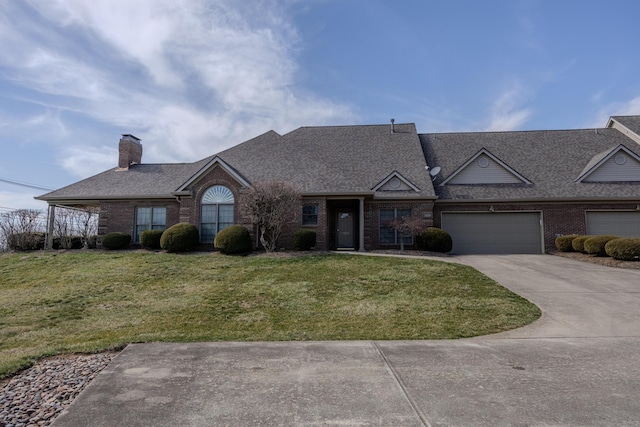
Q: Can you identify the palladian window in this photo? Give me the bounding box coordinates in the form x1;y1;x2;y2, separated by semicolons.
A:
200;185;234;242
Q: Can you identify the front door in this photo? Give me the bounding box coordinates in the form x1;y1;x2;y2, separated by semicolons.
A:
337;210;355;249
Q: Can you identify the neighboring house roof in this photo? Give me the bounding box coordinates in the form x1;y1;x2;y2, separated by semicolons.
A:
421;127;640;202
37;123;436;202
609;115;640;135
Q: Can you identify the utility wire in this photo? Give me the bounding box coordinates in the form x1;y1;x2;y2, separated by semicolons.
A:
0;177;54;191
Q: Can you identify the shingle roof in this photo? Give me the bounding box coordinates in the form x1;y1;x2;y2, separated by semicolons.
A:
216;123;435;196
36;160;212;201
611;116;640;135
38;123;436;201
421;127;640;201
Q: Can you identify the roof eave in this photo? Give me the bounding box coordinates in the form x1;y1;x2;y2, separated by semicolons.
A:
436;196;640;204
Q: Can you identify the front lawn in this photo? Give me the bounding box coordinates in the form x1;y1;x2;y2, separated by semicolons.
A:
0;251;540;378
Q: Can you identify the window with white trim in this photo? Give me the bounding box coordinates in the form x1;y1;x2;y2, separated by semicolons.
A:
135;207;166;242
200;185;234;242
379;208;412;245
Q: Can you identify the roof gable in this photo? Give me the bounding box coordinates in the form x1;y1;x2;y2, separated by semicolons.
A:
176;156;251;191
608;116;640;146
576;144;640;183
372;171;420;192
441;148;531;185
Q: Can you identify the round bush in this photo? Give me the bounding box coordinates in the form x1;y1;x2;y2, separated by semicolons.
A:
415;227;453;253
102;232;131;250
583;235;619;257
571;235;592;253
293;229;316;251
605;238;640;261
214;225;252;255
555;235;580;252
140;229;164;249
160;222;199;253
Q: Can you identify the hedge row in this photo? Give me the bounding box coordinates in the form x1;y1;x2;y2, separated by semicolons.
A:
555;234;640;261
7;233;96;251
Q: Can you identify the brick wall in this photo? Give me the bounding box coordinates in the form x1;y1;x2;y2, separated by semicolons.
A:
364;200;435;250
98;199;180;246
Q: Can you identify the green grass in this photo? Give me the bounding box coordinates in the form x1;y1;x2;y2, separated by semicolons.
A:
0;251;540;378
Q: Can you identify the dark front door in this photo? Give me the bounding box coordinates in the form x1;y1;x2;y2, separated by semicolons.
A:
337;210;355;249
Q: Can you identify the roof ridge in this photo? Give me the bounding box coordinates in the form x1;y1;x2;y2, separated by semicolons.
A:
420;127;614;137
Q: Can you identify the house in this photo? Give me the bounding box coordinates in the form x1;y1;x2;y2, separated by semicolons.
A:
37;123;436;252
424;115;640;253
36;116;640;254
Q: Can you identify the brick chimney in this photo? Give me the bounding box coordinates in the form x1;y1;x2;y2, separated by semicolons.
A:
118;134;142;170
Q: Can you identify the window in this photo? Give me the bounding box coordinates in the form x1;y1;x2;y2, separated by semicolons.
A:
200;185;234;242
302;205;319;226
379;208;412;245
135;207;166;242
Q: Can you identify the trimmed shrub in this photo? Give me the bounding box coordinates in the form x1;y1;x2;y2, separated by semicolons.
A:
53;236;84;250
605;238;640;261
7;232;45;251
415;227;453;253
160;222;199;253
87;235;98;249
102;232;131;250
583;235;619;257
555;234;580;252
214;225;252;255
571;235;592;253
140;229;164;249
293;229;316;251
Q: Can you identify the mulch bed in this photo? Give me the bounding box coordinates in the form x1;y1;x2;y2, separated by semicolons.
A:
552;251;640;270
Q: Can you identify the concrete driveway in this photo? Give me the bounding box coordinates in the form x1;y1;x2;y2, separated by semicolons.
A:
53;255;640;427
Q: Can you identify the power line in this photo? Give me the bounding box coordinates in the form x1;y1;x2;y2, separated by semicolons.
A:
0;177;54;191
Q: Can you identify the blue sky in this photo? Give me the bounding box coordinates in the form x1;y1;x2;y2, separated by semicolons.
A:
2;0;640;210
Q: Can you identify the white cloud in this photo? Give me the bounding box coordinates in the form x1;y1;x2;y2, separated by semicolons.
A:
0;0;355;178
484;84;532;131
589;96;640;128
610;96;640;116
0;190;49;211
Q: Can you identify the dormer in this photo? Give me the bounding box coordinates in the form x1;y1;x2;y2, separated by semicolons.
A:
441;148;531;185
372;171;420;192
576;144;640;183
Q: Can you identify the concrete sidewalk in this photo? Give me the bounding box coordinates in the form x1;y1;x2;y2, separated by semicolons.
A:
53;255;640;426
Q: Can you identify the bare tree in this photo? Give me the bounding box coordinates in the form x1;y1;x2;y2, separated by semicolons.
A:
386;214;426;251
241;181;300;252
73;207;99;248
0;209;45;251
54;206;99;248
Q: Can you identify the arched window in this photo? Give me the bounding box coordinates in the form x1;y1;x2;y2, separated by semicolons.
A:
200;185;234;242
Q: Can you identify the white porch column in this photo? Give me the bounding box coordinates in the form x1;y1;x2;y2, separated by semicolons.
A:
358;197;365;252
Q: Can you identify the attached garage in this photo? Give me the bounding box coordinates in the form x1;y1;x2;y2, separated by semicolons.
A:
441;212;543;254
586;211;640;238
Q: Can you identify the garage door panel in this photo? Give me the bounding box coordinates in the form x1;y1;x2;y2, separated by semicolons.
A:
586;212;640;237
442;212;542;254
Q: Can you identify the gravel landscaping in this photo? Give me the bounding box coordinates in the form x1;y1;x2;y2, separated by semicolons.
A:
0;352;118;426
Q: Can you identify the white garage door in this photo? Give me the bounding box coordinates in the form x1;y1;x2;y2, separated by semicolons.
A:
441;212;543;254
586;211;640;237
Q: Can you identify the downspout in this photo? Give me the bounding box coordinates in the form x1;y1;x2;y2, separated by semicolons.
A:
359;197;365;251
